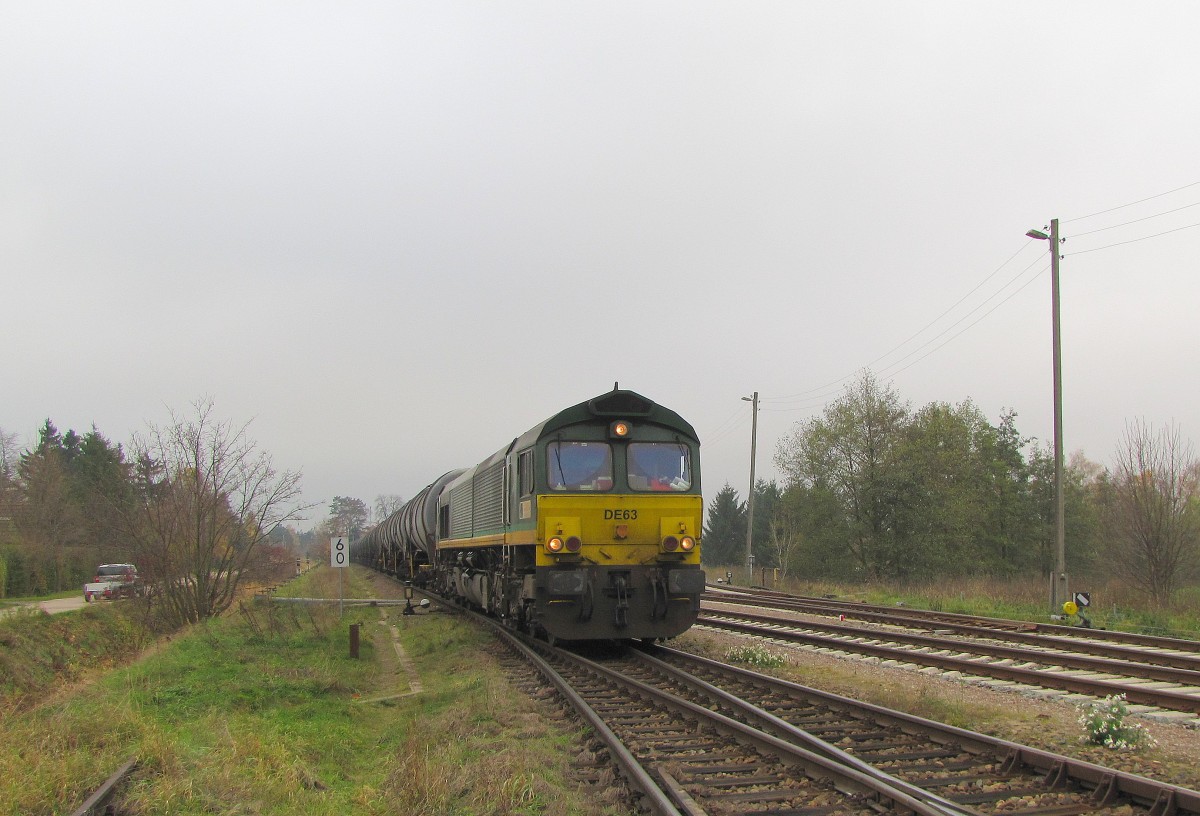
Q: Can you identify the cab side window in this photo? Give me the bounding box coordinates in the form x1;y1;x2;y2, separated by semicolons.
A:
517;449;534;496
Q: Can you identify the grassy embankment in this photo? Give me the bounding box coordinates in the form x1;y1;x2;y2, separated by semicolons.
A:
0;567;623;816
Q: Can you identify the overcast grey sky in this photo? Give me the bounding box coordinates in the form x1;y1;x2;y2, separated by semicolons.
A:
4;2;1198;528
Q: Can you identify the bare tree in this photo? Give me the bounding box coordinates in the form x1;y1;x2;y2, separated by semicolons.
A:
373;494;404;524
1101;420;1200;607
126;399;310;625
762;489;806;582
0;427;20;520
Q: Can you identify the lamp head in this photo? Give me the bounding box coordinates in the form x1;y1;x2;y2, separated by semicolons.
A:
1026;229;1049;240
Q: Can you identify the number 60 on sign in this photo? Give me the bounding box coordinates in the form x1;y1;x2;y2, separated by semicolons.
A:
331;536;348;568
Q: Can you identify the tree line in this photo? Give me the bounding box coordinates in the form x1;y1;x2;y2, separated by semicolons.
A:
0;400;308;626
702;372;1200;607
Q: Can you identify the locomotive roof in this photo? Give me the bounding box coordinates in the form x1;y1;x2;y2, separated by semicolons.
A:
532;389;699;442
444;390;699;494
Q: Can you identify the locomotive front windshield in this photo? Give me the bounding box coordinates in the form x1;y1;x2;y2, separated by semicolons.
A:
628;443;692;491
547;440;693;492
548;442;613;491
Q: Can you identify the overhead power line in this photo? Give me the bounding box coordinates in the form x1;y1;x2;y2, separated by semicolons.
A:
1065;180;1200;223
1067;200;1200;237
764;241;1045;409
757;179;1200;423
1067;220;1200;256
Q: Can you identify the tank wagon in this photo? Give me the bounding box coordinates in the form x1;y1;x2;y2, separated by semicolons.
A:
353;388;705;642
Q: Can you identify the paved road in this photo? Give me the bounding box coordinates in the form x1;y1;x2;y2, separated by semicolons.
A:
1;595;90;617
40;596;90;614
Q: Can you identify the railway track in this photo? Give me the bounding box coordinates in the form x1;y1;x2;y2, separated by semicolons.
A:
700;593;1200;721
487;618;972;815
467;604;1200;815
641;645;1200;815
707;585;1200;654
68;758;137;816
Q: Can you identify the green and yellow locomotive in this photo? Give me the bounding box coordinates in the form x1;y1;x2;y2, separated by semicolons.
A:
355;388;704;642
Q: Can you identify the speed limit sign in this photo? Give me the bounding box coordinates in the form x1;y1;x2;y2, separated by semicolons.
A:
330;536;348;568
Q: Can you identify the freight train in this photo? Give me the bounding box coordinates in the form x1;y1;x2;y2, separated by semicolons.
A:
352;388;705;642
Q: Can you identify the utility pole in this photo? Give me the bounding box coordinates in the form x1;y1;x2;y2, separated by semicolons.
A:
1027;218;1066;614
1050;217;1066;614
742;391;759;585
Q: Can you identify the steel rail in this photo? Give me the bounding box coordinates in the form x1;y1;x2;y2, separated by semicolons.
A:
706;589;1200;672
698;611;1200;714
465;601;970;814
707;584;1200;652
68;758;137;816
703;600;1200;686
481;619;685;815
648;644;1200;816
535;640;973;816
626;646;985;815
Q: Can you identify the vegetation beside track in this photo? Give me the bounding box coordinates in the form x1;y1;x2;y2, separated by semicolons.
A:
0;566;622;816
0;601;151;709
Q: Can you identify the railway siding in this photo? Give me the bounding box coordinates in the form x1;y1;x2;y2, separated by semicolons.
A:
700;600;1200;723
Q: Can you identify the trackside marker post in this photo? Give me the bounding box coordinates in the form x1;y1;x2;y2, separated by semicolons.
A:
331;535;347;617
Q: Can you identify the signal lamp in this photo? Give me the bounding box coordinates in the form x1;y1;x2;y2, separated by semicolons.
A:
679;536;696;552
609;420;631;438
566;536;582;552
547;537;565;552
662;535;679;552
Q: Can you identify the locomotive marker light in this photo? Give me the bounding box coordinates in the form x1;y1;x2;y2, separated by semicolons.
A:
609;420;631;438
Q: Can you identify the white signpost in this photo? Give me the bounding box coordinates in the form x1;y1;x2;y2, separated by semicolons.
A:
331;535;347;616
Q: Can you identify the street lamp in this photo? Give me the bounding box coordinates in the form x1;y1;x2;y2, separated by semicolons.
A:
1027;218;1067;615
742;392;759;584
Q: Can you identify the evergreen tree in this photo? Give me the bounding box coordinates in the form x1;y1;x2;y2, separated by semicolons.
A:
16;421;81;590
329;496;370;541
751;480;783;568
70;428;135;552
702;483;745;565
